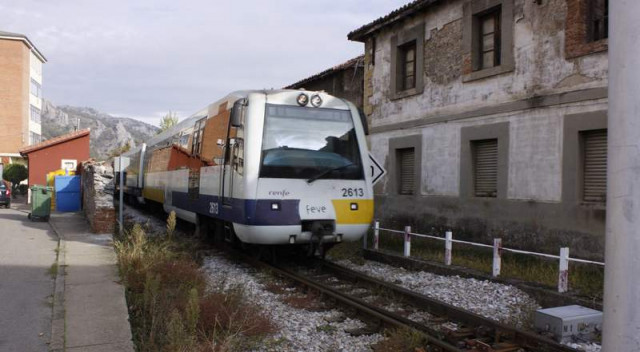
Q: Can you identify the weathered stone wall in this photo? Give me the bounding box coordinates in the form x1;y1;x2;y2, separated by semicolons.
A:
362;0;609;257
81;160;115;234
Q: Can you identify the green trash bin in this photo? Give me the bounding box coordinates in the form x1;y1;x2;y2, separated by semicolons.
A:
30;185;53;221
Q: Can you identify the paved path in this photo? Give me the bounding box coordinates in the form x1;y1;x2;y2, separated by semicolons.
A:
0;207;58;352
49;212;134;352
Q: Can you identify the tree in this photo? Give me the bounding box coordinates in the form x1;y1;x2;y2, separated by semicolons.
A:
159;111;178;133
2;163;28;197
108;141;131;159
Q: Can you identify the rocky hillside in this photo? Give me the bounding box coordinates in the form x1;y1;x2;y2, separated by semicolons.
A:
41;100;159;160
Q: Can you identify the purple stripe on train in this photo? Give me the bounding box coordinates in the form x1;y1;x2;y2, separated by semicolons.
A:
171;191;301;226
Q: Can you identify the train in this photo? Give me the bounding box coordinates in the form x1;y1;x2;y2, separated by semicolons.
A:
122;89;374;256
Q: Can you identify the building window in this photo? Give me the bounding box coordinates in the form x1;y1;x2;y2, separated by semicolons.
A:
472;139;498;197
589;0;608;42
390;23;424;99
29;132;41;145
30;105;41;124
460;123;508;199
581;129;607;202
399;41;417;91
462;0;514;81
565;0;608;59
30;79;41;98
397;148;415;195
478;8;501;70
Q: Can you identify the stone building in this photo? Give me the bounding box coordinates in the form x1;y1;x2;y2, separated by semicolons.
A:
286;56;365;110
0;30;46;164
348;0;608;259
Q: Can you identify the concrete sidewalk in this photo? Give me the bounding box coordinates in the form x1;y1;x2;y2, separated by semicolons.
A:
49;212;134;352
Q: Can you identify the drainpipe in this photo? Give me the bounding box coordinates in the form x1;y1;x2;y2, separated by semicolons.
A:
602;1;640;350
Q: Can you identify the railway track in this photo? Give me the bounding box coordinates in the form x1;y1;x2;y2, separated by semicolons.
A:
245;256;578;352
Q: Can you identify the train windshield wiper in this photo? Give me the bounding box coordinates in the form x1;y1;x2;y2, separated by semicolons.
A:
307;163;354;184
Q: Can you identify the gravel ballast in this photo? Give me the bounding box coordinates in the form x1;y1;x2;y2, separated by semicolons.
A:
202;255;383;352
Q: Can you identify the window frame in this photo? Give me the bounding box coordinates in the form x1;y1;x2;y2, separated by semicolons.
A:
388;135;422;196
562;111;608;206
30;105;41;124
460;122;509;199
390;23;425;100
565;0;608;59
462;0;514;82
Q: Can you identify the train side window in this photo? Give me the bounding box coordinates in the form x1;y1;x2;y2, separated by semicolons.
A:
191;117;206;156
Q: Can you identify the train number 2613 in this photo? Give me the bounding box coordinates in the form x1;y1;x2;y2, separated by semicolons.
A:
341;187;364;197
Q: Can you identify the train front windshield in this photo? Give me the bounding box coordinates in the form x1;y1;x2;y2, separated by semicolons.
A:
259;104;364;180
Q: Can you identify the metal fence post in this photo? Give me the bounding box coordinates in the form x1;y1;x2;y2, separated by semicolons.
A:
558;247;570;293
492;238;502;277
404;226;411;257
373;221;379;251
444;231;453;265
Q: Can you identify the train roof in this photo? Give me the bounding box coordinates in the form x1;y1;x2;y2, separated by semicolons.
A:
122;89;338;157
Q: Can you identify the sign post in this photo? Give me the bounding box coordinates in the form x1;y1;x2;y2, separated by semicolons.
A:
114;156;130;236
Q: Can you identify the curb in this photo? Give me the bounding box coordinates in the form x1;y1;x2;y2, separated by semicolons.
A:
48;220;66;352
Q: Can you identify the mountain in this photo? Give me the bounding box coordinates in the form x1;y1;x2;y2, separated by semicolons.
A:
41;100;159;160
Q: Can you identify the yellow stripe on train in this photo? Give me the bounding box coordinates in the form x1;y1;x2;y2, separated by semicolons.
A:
332;199;374;225
142;187;165;203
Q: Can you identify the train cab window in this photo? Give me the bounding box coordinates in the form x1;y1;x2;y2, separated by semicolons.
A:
259;104;363;180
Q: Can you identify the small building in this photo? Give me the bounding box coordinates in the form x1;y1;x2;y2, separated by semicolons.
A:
19;129;91;187
0;30;47;164
348;0;608;259
286;56;365;110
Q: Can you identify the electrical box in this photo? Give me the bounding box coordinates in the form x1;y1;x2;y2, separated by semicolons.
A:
534;305;602;343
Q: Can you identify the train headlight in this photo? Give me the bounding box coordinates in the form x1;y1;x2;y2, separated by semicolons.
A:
310;94;322;107
271;202;280;211
297;93;309;106
350;203;358;211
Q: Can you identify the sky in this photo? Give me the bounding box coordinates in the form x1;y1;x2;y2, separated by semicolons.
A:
0;0;410;126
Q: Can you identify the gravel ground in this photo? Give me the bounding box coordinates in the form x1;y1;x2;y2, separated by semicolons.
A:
202;255;382;352
333;259;602;352
334;259;539;328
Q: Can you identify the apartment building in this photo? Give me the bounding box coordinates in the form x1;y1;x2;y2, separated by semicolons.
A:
0;30;46;165
349;0;608;259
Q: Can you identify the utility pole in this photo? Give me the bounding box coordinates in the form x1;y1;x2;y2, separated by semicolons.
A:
602;1;640;349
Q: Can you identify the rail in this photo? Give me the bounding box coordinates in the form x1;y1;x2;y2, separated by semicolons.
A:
365;221;605;293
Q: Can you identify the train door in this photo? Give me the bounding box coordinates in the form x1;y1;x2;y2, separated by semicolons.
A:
221;99;245;206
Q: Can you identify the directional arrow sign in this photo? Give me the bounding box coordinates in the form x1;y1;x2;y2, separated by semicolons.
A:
368;152;386;185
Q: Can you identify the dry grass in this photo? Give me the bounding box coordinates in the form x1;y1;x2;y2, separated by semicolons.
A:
115;214;275;352
377;233;605;300
373;328;428;352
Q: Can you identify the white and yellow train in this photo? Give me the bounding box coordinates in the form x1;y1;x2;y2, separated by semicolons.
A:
122;89;374;255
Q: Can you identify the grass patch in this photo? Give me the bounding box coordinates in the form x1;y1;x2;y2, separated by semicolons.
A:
47;263;58;279
115;211;275;351
373;327;428;352
376;234;604;300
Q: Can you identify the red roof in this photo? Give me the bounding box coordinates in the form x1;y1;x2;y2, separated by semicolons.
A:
19;129;90;155
285;56;364;89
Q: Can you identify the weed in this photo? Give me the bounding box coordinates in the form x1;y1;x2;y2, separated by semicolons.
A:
373;327;428;352
328;240;366;265
47;262;58;279
115;221;276;352
377;234;604;299
166;211;176;240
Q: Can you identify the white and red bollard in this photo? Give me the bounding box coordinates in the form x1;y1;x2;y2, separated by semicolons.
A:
558;247;569;293
403;226;411;257
444;231;452;266
492;238;502;277
373;221;379;251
